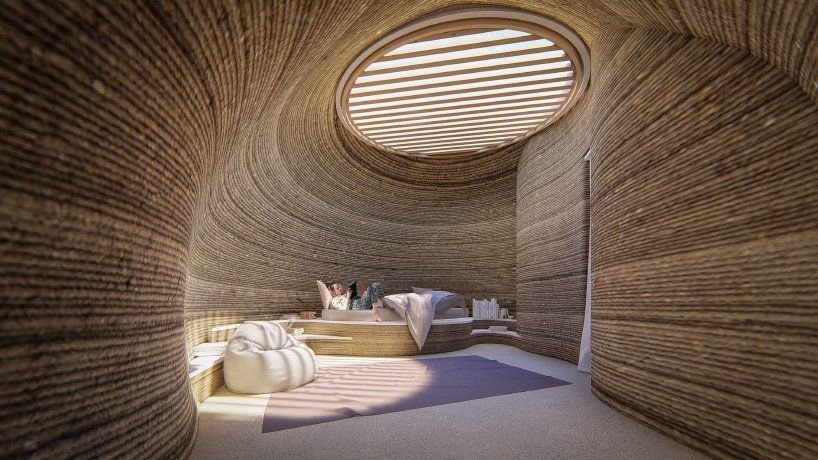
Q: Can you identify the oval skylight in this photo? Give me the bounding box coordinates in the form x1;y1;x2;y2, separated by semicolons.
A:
336;7;590;157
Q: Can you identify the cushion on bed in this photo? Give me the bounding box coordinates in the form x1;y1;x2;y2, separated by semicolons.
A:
316;280;334;309
224;321;318;394
430;291;465;313
382;293;409;311
387;291;464;313
435;307;468;319
411;286;440;294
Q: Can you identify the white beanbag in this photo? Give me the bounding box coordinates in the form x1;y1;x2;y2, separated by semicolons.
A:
223;321;318;394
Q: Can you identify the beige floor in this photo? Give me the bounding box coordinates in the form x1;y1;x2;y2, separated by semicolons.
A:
191;344;704;460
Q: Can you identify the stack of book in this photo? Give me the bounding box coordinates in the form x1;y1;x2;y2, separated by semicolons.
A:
192;342;227;358
472;298;500;319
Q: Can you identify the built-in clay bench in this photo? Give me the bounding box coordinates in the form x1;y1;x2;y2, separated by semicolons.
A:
189;316;518;401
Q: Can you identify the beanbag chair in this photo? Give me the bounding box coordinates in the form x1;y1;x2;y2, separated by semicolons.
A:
223;321;318;394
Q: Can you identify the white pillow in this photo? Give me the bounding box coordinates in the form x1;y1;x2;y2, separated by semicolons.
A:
316;280;334;309
411;286;440;294
382;293;411;310
392;290;461;314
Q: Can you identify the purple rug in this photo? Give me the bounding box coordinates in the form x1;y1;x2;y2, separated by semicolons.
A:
262;355;570;432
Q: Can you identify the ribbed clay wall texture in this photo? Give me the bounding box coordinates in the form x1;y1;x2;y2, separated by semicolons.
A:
586;28;818;458
516;98;591;363
0;2;203;458
1;0;816;458
180;2;528;351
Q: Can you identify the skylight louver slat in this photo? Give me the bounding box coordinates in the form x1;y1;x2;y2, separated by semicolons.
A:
392;137;526;152
376;34;536;63
388;131;528;148
348;73;574;102
371;125;537;143
336;8;589;156
348;86;571;113
351;59;571;91
360;113;552;136
382;29;530;56
354;105;561;130
361;43;560;76
350;96;566;121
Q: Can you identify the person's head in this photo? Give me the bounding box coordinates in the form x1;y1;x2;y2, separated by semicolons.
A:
327;281;344;297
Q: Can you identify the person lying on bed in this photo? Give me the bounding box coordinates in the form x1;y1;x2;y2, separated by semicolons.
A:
328;281;385;322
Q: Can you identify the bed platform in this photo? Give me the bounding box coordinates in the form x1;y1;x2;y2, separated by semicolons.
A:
207;317;517;356
190;317;519;402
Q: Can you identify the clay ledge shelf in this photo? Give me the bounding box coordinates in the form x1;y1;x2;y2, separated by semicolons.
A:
470;329;521;338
